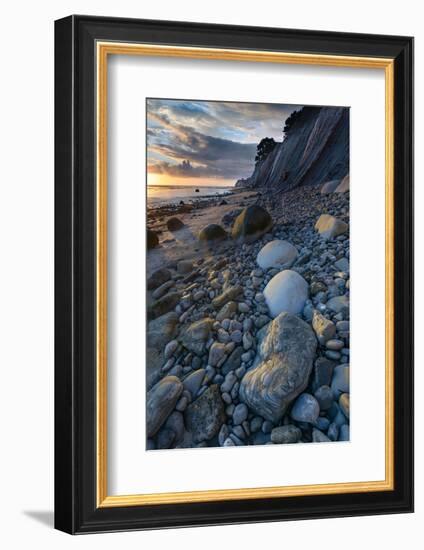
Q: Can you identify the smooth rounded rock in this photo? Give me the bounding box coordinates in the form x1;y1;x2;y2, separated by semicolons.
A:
263;269;308;317
290;393;320;424
167;217;184;231
256;240;298;270
199;224;227;242
231;205;272;243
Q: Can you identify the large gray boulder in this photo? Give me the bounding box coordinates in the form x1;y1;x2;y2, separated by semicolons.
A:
256;240;298;270
263;269;308;317
239;312;317;423
185;385;225;443
231;205;272;242
315;214;348;240
146;376;183;437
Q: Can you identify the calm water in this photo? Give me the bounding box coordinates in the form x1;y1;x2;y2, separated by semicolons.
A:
147;185;234;207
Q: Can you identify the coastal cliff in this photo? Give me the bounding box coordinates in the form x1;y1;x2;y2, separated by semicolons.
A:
235;106;349;191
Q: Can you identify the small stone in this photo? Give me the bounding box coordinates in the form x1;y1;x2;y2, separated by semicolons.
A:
182;369;206;398
326;294;349;314
271;425;301;444
314;385;333;410
334;257;349;272
290;393;320;424
261;420;273;434
238;302;250;313
232;403;248;425
327;422;339;441
231;330;243;343
250;416;263;433
325;350;341;361
208;342;227;367
164;339;178;360
152;280;175;299
216;301;238;322
218;424;230;446
242;331;254;350
325;339;344;351
312;310;336;345
331;365;350;398
220;371;237;394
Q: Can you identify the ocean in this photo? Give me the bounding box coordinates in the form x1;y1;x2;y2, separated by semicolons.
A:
147;185;234;207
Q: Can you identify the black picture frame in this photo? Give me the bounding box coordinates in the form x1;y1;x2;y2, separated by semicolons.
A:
55;15;414;534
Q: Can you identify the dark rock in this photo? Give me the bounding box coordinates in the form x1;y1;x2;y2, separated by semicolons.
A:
147;268;172;290
167;217;184;231
312;357;336;390
271;425;302;444
314;385;333;410
290;393;320;423
182;369;206;398
239;312;317;423
231;205;272;242
147;229;159;249
148;291;180;319
312;428;331;442
147;312;179;350
199;224;227;242
221;346;244;376
146;376;183;437
185;385;225;443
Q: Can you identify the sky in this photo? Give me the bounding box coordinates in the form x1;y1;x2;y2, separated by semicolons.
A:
146;99;300;187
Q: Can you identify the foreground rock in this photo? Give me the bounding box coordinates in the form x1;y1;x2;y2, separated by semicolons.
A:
146;376;183;437
263;269;308;317
167;217;184;231
239;312;317;423
312;310;336;344
256;240;298;270
148;291;180;319
185;385;225;443
199;224;227;242
315;214;348;240
271;425;302;444
231;205;272;242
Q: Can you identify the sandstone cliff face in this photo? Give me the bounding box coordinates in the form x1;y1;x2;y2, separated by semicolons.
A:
235;106;349;191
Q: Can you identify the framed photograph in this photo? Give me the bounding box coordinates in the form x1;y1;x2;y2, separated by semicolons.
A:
54;15;414;534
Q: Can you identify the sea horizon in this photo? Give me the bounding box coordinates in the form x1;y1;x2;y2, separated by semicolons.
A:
147;183;235;207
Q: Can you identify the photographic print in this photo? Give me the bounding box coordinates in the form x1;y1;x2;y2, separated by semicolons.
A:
146;98;350;450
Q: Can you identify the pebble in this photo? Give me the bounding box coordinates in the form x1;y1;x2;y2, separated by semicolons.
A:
325;339;344;351
262;420;273;434
231;330;243;343
243;331;254;350
325;350;341;361
164;339;178;359
291;393;320;424
233;403;248;425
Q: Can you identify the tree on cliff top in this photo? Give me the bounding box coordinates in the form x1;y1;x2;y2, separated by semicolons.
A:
283;106;321;137
255;137;276;165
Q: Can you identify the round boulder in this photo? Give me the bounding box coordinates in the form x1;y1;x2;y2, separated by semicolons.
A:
199;224;227;242
263;269;308;317
231;205;272;242
167;217;185;231
257;239;298;270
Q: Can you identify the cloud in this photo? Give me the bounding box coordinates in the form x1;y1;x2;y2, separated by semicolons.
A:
146;99;301;181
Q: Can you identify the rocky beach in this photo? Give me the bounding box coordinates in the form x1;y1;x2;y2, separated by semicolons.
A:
145;104;350;450
146;175;350;449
